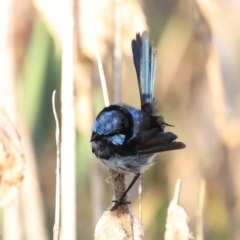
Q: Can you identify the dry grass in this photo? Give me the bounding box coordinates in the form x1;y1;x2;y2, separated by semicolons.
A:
0;108;25;206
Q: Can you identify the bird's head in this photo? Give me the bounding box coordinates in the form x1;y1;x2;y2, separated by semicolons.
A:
91;105;133;145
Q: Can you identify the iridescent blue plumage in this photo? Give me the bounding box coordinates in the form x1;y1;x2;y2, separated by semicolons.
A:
92;110;122;135
90;32;185;211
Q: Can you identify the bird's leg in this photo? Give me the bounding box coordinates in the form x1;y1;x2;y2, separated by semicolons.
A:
111;173;141;211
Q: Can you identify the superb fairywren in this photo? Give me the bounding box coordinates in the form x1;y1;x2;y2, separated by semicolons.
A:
91;32;185;210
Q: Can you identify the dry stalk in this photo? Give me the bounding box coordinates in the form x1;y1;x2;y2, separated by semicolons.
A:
94;25;109;107
60;0;76;238
52;91;61;240
196;179;205;240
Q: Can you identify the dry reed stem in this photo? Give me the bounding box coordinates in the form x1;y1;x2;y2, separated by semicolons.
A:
60;0;76;238
172;179;181;204
52;91;61;240
196;179;205;240
107;170;129;212
94;26;109;107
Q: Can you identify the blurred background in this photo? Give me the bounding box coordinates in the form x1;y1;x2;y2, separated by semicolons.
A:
0;0;240;239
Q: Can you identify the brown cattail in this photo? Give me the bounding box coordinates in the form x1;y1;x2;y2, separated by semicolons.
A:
164;180;194;240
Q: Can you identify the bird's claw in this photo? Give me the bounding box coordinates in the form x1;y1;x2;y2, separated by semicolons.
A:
110;200;131;211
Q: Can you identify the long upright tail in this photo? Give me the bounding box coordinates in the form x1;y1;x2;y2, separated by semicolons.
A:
132;31;157;112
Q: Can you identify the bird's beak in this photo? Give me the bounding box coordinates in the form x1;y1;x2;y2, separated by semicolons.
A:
90;132;101;142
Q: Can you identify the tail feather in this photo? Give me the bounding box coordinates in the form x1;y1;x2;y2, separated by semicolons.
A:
132;31;157;110
150;47;157;102
132;34;141;85
141;32;150;104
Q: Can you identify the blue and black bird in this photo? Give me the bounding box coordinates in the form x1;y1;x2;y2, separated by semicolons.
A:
91;32;185;210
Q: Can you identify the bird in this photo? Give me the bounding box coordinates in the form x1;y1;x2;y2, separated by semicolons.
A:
90;31;185;211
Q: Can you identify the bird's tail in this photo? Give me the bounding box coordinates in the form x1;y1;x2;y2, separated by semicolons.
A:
132;31;157;113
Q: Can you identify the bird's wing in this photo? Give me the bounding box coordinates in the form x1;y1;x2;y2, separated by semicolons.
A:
138;131;185;155
138;142;185;155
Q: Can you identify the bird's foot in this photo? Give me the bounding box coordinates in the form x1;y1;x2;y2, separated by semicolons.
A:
110;199;131;211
